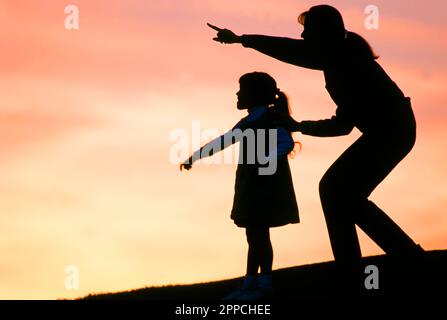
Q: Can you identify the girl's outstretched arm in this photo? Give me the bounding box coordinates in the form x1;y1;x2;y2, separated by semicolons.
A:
179;120;245;171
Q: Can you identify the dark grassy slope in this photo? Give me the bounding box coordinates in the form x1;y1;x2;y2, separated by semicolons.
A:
81;250;446;300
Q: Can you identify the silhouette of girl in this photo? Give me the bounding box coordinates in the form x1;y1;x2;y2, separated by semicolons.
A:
208;5;423;276
180;72;299;299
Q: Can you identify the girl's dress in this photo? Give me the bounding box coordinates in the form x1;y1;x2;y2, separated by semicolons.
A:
193;105;299;228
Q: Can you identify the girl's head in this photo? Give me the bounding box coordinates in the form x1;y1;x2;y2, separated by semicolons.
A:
238;72;301;156
298;5;378;59
237;72;277;110
237;72;290;116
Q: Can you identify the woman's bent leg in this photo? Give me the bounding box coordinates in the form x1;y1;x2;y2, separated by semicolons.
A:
320;134;416;261
356;200;423;257
320;134;421;265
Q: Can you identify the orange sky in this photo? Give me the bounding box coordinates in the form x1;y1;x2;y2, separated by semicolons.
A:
0;0;446;299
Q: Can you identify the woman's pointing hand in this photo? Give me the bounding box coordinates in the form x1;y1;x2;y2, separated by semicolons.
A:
207;23;241;44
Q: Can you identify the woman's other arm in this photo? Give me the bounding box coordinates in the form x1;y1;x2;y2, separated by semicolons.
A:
283;111;354;137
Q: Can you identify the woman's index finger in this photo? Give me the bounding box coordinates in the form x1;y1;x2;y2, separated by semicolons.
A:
207;23;223;32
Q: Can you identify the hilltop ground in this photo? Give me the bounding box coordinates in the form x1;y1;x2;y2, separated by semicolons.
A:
81;250;446;300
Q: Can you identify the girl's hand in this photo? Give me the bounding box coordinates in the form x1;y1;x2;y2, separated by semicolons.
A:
179;157;193;171
180;163;192;171
207;23;241;44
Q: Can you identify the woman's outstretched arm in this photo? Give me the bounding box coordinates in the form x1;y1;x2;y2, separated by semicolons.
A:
240;35;324;70
207;23;324;70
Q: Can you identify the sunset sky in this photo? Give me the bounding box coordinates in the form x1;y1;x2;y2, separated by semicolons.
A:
0;0;446;299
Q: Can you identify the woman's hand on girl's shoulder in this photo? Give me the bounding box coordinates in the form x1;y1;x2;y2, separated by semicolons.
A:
274;114;302;132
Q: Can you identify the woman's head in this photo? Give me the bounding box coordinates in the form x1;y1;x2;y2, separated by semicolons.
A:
298;5;345;44
298;5;378;59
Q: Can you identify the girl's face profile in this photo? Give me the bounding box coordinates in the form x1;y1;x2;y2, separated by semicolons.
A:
237;83;257;110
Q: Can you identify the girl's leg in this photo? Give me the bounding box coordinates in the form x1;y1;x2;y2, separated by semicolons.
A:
223;227;263;299
258;228;273;293
259;228;273;275
245;227;273;296
246;227;273;275
246;227;260;275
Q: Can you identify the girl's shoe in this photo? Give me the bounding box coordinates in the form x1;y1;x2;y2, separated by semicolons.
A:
237;288;274;300
237;274;273;300
222;287;250;300
222;275;258;300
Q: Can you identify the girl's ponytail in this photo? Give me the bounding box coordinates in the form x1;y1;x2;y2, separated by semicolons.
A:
274;90;291;117
273;90;302;157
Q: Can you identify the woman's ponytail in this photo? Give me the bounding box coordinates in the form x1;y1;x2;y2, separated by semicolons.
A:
345;31;379;60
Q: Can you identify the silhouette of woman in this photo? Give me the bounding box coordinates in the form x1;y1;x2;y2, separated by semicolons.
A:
180;72;299;299
208;5;424;273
